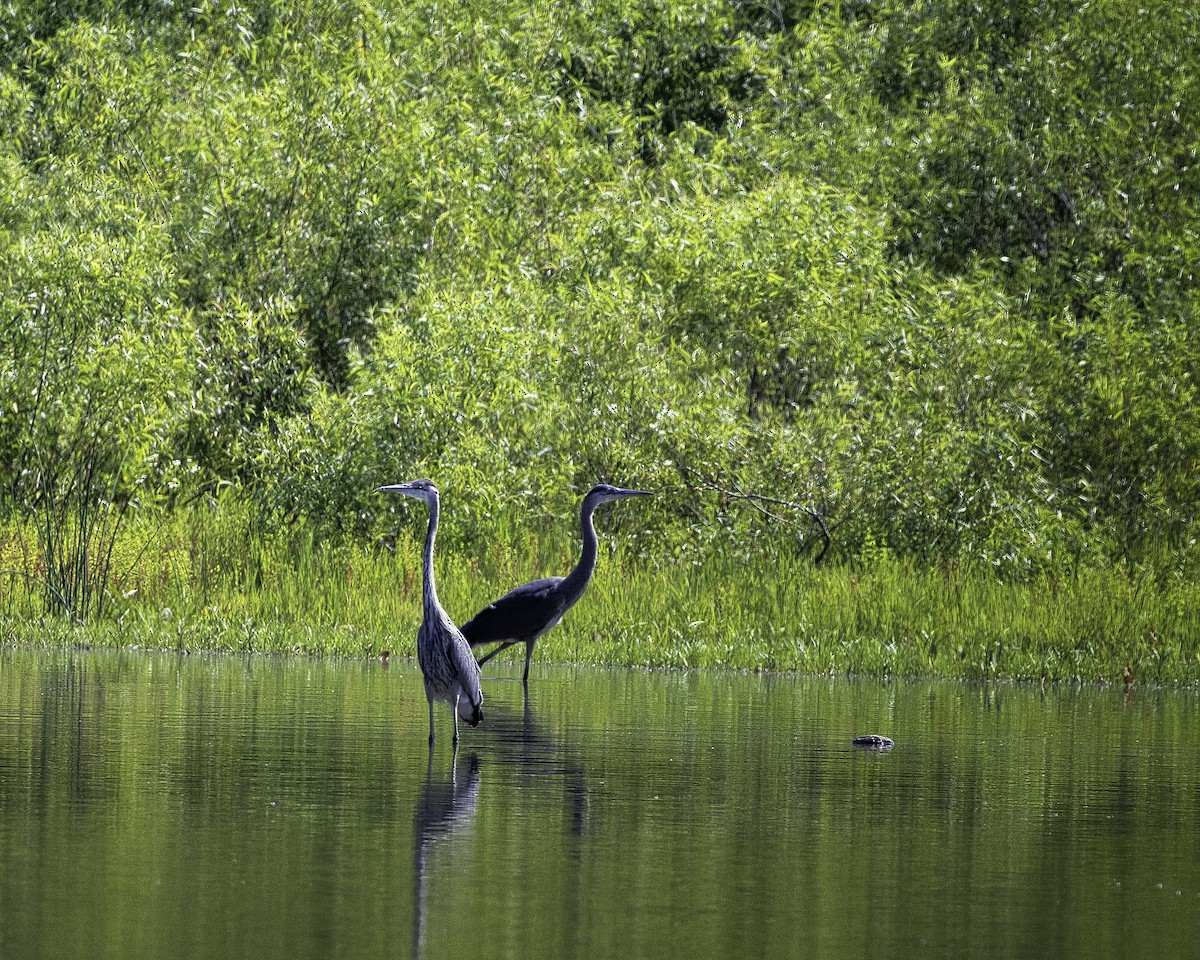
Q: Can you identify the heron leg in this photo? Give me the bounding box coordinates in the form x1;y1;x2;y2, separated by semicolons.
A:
427;697;435;747
476;640;518;668
522;641;534;688
452;692;461;747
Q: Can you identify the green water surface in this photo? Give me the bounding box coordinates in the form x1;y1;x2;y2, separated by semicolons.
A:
0;648;1196;960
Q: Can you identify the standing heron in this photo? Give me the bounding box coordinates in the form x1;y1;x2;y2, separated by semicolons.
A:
378;479;483;747
463;483;653;689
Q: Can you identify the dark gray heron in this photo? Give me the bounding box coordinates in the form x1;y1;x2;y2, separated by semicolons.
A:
463;483;653;689
378;479;483;746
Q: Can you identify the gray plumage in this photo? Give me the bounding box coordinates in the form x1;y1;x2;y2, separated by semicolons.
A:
378;479;483;746
464;483;653;689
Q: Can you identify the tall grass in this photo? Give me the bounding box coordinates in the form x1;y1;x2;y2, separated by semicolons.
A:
555;550;1200;685
2;509;1197;686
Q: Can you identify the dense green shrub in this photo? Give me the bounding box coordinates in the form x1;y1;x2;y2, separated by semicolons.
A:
1;0;1197;614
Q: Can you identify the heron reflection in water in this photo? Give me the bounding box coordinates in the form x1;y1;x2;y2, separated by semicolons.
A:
409;695;590;958
481;696;591;840
411;753;482;959
463;484;652;692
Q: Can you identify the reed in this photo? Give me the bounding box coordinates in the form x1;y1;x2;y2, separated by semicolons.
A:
2;511;1197;687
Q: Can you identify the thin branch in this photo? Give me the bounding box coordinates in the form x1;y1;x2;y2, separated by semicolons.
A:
686;467;833;565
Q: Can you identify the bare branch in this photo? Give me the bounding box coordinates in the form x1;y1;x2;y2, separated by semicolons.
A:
679;463;833;564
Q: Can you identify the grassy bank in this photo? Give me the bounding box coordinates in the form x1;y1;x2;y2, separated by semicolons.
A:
3;510;1196;687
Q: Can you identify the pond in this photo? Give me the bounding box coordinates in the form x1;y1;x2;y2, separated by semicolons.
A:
0;647;1197;960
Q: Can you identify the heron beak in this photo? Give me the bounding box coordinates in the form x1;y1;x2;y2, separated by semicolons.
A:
620;488;654;497
377;483;418;496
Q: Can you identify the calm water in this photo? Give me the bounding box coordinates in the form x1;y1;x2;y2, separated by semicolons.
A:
0;647;1197;960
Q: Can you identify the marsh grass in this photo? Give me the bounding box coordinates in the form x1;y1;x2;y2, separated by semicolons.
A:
2;511;1197;686
555;550;1200;685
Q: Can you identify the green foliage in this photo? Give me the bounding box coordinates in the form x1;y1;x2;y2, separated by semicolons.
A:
1;0;1198;659
549;0;766;164
0;148;189;617
175;296;312;494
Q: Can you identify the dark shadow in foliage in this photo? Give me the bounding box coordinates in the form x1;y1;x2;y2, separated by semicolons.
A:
549;3;765;165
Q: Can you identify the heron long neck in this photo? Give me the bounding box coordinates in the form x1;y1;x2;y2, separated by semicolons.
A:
561;496;600;603
421;496;441;613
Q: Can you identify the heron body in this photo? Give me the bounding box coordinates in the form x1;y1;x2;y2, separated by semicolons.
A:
463;483;652;688
379;479;483;746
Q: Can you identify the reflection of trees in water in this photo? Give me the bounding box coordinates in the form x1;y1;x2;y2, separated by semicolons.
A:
411;752;481;960
33;654;109;810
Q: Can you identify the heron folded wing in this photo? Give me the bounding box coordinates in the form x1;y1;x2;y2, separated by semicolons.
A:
447;631;483;709
460;576;566;646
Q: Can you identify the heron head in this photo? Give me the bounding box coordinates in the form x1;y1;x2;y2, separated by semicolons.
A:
587;483;654;505
377;478;439;504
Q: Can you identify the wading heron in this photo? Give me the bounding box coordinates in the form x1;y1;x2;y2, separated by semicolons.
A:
379;479;483;747
463;483;653;689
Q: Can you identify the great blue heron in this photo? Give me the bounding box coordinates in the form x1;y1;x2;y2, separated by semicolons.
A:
378;479;483;746
463;483;653;689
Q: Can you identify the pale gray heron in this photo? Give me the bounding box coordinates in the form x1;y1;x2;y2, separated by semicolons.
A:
379;479;483;746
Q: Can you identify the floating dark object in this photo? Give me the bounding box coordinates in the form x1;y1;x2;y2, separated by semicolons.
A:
853;735;895;750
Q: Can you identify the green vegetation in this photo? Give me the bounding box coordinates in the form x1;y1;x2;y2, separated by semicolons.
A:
1;0;1198;683
3;508;1198;684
